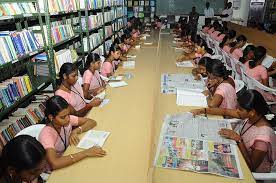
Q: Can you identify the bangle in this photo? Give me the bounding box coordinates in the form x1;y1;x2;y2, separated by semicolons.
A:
78;126;83;133
69;154;75;162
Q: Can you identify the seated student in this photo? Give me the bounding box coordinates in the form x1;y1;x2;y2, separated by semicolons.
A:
0;135;46;183
239;45;256;64
191;90;276;172
219;30;236;49
83;53;106;100
55;63;102;117
202;22;211;33
113;37;128;61
204;60;237;109
177;38;214;62
210;22;222;39
213;26;228;43
121;34;133;51
130;26;140;40
192;57;212;80
228;35;247;60
39;96;106;171
244;46;269;86
100;44;121;77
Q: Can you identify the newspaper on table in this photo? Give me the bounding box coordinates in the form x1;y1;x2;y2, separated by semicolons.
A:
176;61;194;68
154;113;243;179
161;73;206;94
176;89;207;107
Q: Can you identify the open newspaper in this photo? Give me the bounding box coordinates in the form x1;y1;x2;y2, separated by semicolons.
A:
154;113;243;179
161;73;206;94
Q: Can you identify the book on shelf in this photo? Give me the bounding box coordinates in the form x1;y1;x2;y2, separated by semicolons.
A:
0;75;32;111
0;2;37;16
134;1;139;6
105;39;113;53
41;24;74;45
140;1;145;6
139;6;144;11
150;0;155;6
105;26;113;38
151;7;155;12
38;0;79;13
0;92;53;150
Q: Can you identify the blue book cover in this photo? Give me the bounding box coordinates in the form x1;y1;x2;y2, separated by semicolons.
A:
10;82;20;100
7;84;16;102
25;31;36;51
11;32;25;56
30;31;40;49
1;131;10;143
16;33;26;55
0;88;11;107
4;87;14;104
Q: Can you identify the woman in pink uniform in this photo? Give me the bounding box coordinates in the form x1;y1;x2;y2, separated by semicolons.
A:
39;96;106;171
205;60;237;109
101;44;121;78
192;90;276;173
83;53;106;100
55;63;102;117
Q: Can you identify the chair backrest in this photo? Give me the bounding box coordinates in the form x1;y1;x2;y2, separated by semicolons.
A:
230;57;246;80
15;124;46;140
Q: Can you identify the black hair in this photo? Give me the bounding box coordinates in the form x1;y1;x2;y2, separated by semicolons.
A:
219;30;236;48
229;35;247;48
196;38;214;55
249;46;266;69
85;52;100;69
113;37;123;45
121;34;131;43
0;135;46;178
239;45;256;63
238;90;276;127
109;44;121;54
198;57;213;66
58;63;78;82
206;59;231;80
44;96;69;120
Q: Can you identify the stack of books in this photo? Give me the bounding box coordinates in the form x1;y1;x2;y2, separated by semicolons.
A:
38;0;80;13
0;75;32;110
105;39;113;53
0;30;40;65
33;53;49;77
0;93;53;150
54;49;74;73
0;2;37;16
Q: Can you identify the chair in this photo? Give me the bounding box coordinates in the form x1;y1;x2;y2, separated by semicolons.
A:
15;124;46;140
252;131;276;181
221;50;235;77
244;72;276;105
230;57;246;80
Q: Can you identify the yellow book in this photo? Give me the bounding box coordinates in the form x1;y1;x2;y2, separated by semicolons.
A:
23;76;32;93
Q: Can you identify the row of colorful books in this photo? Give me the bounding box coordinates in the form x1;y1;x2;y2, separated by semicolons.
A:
105;10;116;23
0;30;41;65
116;7;124;18
0;2;37;16
0;0;124;17
83;32;103;52
42;24;75;45
81;13;104;31
0;93;53;150
38;0;80;13
0;75;33;111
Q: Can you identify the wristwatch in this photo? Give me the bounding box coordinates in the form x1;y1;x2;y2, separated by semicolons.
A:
236;138;243;144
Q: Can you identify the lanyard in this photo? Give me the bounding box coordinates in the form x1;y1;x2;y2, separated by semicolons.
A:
62;84;87;104
239;116;262;136
51;123;67;152
94;71;102;87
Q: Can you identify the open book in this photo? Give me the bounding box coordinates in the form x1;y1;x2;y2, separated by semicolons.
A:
77;130;110;149
176;89;207;107
109;81;128;88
